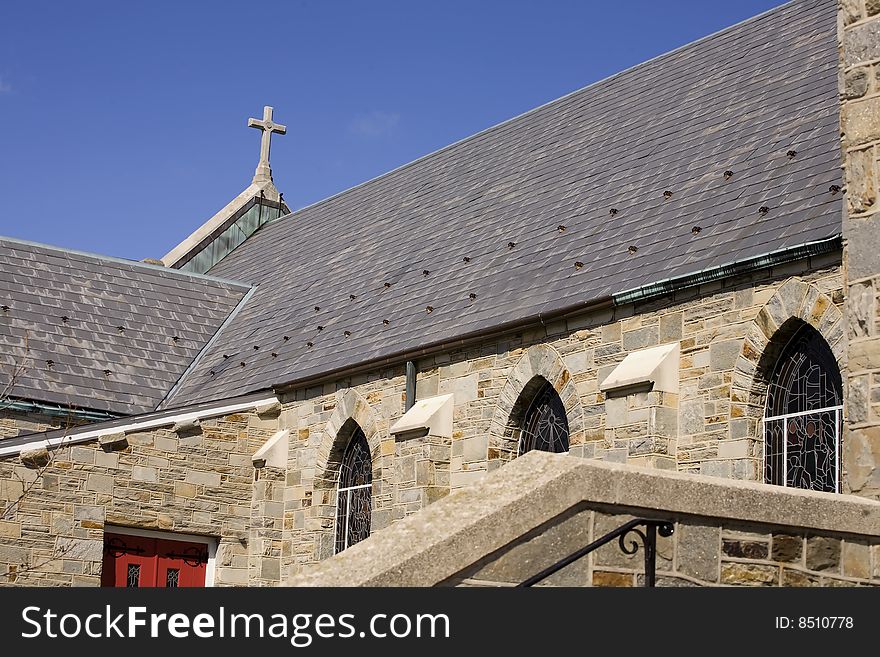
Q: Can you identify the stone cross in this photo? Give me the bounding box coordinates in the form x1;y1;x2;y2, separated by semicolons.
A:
248;106;287;184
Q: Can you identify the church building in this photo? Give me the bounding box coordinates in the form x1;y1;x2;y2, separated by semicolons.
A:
1;0;879;587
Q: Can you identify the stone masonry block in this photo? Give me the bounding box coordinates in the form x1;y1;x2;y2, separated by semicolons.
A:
679;400;705;436
717;439;749;459
55;537;103;562
676;523;720;582
650;406;678;437
605;396;628;428
700;461;732;479
844;68;869;101
844;95;880;146
848;281;874;338
562;351;590;374
19;447;50;468
86;473;114;494
99;432;128;450
846;215;880;280
849;337;880;370
720;563;778;586
781;569;821;587
844;425;880;493
622;326;658;351
592;571;633;587
805;536;841;572
659;313;683;341
849;375;870;424
844;18;880;68
132;466;157;483
846;147;876;213
709;339;741;371
722;538;768;560
842;0;863;25
0;521;21;539
186;471;222;488
841;541;871;579
438;374;479;404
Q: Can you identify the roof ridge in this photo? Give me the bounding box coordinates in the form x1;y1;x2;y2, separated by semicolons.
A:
0;234;251;289
278;0;804;222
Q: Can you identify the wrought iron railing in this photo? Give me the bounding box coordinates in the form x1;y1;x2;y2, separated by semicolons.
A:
517;517;675;587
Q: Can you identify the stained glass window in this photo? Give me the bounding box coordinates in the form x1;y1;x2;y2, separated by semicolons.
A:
334;426;372;553
518;381;570;456
763;324;842;492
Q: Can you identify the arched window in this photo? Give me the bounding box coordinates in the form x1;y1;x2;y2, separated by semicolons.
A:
517;380;570;456
763;324;842;492
334;426;372;553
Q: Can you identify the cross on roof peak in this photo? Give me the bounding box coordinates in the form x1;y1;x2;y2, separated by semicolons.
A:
248;106;287;185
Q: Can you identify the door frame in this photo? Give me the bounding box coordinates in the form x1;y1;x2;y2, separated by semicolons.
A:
104;526;218;587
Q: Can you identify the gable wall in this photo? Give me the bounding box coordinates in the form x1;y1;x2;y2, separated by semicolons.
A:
0;412;276;586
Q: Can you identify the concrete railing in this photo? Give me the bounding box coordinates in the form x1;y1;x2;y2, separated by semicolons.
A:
288;452;880;587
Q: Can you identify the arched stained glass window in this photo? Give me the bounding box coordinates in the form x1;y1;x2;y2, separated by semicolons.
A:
518;381;570;456
334;426;372;553
763;324;842;492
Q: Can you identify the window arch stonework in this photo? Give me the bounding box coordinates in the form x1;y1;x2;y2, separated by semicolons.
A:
313;389;385;559
729;278;845;490
488;344;585;465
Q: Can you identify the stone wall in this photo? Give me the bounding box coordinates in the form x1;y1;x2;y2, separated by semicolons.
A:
457;510;878;587
0;411;275;586
0;257;849;586
287;451;880;587
841;0;880;499
277;257;844;578
0;408;91;439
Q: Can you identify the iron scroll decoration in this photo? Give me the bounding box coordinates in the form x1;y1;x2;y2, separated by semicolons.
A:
104;537;207;565
517;518;675;588
104;537;144;557
163;546;208;566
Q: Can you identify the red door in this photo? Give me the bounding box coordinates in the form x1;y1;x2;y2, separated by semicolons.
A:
102;533;208;587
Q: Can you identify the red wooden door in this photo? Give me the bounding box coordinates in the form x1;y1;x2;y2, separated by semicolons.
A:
102;533;208;587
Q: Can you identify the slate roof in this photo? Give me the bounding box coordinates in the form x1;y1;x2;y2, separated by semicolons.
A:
164;0;843;407
0;237;250;415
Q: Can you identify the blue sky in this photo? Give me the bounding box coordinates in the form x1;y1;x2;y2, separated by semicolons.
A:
0;0;783;261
